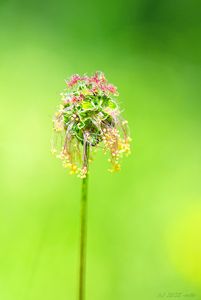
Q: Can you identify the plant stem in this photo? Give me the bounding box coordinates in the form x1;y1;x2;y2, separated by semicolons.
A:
79;142;89;300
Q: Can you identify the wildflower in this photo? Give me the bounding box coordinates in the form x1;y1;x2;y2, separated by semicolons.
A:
52;71;131;178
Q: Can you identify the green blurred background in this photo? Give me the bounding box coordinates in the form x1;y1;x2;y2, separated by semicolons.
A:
0;0;201;299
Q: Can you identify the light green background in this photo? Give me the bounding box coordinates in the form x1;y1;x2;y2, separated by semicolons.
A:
0;0;201;299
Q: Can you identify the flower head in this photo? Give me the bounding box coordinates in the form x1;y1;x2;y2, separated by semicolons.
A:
52;71;131;178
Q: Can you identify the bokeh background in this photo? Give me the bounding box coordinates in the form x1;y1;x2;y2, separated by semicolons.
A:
0;0;201;299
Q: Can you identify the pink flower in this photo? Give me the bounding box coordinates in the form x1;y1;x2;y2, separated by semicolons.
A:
67;75;81;87
65;72;118;96
71;95;78;103
91;73;100;84
99;84;107;92
106;84;117;94
78;94;85;101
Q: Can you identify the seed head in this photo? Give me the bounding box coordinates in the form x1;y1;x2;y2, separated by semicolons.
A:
51;71;131;178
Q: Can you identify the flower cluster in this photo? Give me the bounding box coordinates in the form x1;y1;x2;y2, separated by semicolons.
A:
51;71;131;178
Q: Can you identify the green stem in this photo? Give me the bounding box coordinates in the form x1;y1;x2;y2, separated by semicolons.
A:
79;142;89;300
